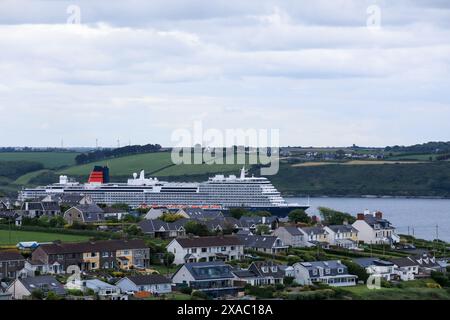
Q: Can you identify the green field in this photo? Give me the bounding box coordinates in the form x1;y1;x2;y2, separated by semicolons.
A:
0;229;90;245
13;169;53;185
58;152;256;178
0;152;79;169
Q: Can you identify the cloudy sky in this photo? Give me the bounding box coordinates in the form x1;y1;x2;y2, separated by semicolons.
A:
1;0;450;147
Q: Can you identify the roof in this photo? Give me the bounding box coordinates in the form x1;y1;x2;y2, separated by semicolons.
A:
72;204;104;214
181;261;235;280
125;274;171;285
85;279;118;289
281;226;303;236
353;258;394;268
363;214;393;229
37;239;147;255
299;260;345;270
390;257;419;267
238;216;278;228
301;226;327;235
249;261;285;278
236;234;286;249
139;218;187;233
18;276;66;296
0;250;25;261
174;236;242;248
181;208;224;220
326;225;358;233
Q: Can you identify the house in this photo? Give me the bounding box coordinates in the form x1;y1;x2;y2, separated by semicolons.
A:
0;251;26;279
293;260;357;287
177;208;224;221
0;198;12;210
102;207;129;220
273;226;312;248
200;217;240;233
31;239;150;273
323;224;359;249
353;258;396;281
352;210;400;245
56;194;93;207
390;257;419;281
6;275;66;300
116;275;172;295
144;208;167;220
233;261;285;286
236;234;288;254
238;216;279;232
139;219;187;239
299;226;329;246
65;278;126;300
167;236;244;265
20;200;61;218
410;254;446;274
171;261;239;298
63;204;105;225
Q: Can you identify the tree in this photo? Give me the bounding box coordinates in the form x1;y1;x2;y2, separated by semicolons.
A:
31;289;44;300
288;209;311;224
341;260;368;283
318;207;356;225
160;213;184;223
229;208;248;220
49;216;66;228
256;224;270;235
184;221;210;236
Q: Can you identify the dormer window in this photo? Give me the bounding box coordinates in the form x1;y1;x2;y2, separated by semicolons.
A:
325;268;331;274
271;266;277;272
262;266;269;273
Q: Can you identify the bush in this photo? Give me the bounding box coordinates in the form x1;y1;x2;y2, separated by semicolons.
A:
179;287;193;295
275;283;285;291
283;276;295;286
245;285;275;299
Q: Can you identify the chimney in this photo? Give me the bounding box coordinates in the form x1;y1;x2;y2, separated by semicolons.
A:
311;215;320;223
262;216;266;224
357;213;365;220
343;220;348;225
375;211;383;219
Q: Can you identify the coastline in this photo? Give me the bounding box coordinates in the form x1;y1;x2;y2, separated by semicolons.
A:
283;194;450;200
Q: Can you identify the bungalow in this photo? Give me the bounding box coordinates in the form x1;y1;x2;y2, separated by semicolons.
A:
20;200;61;218
116;275;172;295
353;258;396;281
410;254;446;274
293;260;357;287
167;236;244;265
390;257;419;281
31;239;150;273
6;275;66;300
0;251;26;279
273;226;311;248
171;261;239;298
236;234;288;254
233;261;285;286
63;204;105;225
139;219;187;239
65;278;125;300
352;210;400;245
323;224;359;249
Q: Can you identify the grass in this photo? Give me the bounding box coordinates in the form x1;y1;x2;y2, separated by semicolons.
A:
0;229;90;245
13;169;53;185
0;152;79;169
144;292;192;300
58;151;256;178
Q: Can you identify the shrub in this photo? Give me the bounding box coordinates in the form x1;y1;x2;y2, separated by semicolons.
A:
180;287;193;295
283;276;295;286
245;285;275;299
191;290;209;300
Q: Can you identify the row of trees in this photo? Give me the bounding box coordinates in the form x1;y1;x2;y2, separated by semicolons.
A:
75;144;162;164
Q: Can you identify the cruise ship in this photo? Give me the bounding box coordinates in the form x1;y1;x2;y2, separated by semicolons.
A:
18;166;309;217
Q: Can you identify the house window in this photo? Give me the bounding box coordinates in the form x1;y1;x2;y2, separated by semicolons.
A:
201;248;207;253
312;269;318;276
102;252;109;257
337;268;344;274
123;250;129;255
191;248;197;253
91;252;97;257
325;268;331;275
221;247;226;252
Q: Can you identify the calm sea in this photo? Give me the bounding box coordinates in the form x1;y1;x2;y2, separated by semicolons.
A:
286;197;450;242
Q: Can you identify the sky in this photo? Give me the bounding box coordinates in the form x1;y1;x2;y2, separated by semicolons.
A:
1;0;450;148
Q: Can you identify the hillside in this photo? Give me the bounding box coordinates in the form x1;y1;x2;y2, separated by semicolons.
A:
0;152;79;168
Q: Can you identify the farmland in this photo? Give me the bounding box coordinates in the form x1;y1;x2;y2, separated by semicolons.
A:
0;152;79;169
0;229;90;246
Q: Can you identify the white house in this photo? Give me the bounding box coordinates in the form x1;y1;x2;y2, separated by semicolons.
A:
390;257;419;281
292;260;357;287
323;224;359;249
65;278;125;300
6;275;66;300
116;275;172;295
353;258;396;281
352;210;400;245
273;226;312;248
166;236;244;265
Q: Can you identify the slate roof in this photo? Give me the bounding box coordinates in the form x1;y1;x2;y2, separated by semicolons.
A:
390;257;419;268
301;226;327;235
297;260;351;277
174;236;242;248
181;261;235;280
37;239;147;255
249;261;285;278
282;226;303;236
182;208;224;220
0;250;25;261
236;234;286;249
363;214;393;229
353;258;394;268
326;225;358;233
238;216;278;228
139;218;188;233
73;204;104;214
18;275;66;296
125;274;171;285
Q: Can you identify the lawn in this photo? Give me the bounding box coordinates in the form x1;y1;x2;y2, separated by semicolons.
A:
0;152;79;169
0;229;90;245
13;169;53;185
